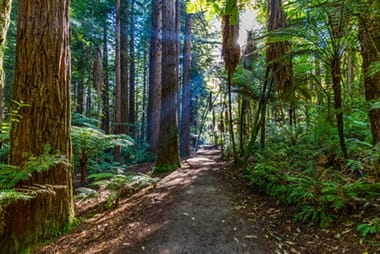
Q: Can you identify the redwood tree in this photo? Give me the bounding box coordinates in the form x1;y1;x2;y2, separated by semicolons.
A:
102;24;110;133
0;0;12;119
115;0;122;161
2;0;73;251
180;9;192;157
129;0;136;138
147;0;162;155
120;0;129;135
156;0;181;171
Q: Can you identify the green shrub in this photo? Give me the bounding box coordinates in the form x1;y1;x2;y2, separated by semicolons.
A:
244;122;380;228
357;218;380;238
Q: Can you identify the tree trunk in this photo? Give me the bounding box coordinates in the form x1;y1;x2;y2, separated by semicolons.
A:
120;0;129;135
180;10;192;157
129;0;136;138
331;55;348;158
227;71;238;163
328;13;348;159
147;0;162;155
76;42;86;114
86;81;92;117
80;150;89;187
175;0;181;121
156;0;180;172
140;48;148;141
93;47;103;122
222;11;240;165
359;10;380;146
266;0;292;95
76;80;85;114
102;25;110;133
0;0;12;119
114;0;122;161
4;0;73;251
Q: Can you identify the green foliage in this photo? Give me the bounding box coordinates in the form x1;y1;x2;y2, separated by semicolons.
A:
0;146;70;215
0;189;34;206
88;172;159;208
0;100;31;162
0;145;69;190
72;113;101;129
71;124;134;174
357;218;380;238
154;162;181;174
245;116;380;228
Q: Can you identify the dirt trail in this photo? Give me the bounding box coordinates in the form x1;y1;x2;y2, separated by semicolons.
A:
33;149;378;254
135;149;269;253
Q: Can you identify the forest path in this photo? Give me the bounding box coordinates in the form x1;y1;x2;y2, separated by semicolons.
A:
128;149;270;253
33;149;371;254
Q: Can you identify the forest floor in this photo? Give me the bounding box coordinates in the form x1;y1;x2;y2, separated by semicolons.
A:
32;149;379;254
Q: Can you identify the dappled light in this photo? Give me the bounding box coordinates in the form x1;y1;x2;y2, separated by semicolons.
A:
1;0;379;253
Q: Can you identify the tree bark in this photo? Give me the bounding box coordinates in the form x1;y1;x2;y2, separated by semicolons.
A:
4;0;73;251
115;0;122;161
331;55;348;158
328;12;348;158
102;24;110;133
222;12;240;165
93;47;103;121
175;0;181;120
147;0;162;155
359;8;380;146
180;10;192;157
140;49;148;141
129;0;136;138
0;0;12;119
156;0;180;171
120;0;129;135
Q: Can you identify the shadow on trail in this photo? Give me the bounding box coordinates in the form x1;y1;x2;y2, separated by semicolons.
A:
35;149;271;254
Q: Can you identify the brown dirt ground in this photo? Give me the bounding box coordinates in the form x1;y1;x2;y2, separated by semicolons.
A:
32;149;380;254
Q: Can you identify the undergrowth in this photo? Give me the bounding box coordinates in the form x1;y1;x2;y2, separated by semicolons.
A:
81;172;159;208
244;114;380;234
72;113;153;177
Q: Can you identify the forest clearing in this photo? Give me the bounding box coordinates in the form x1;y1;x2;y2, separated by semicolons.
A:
0;0;380;253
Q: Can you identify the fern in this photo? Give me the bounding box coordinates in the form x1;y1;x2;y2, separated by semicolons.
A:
0;147;69;189
357;218;380;238
87;172;159;208
0;189;34;206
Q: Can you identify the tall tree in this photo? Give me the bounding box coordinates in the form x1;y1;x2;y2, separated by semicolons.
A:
129;0;136;138
147;0;162;155
115;0;122;161
3;0;73;251
156;0;181;171
101;24;110;133
175;0;181;119
120;0;129;134
0;0;12;119
359;0;380;145
266;0;293;145
93;47;103;122
222;0;240;164
180;8;192;157
327;4;348;158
